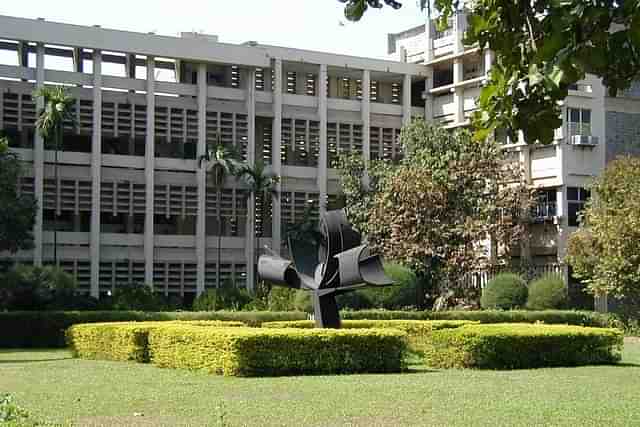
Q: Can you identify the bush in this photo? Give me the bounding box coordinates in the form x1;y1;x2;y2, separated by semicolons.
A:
361;264;420;309
293;290;313;313
191;283;253;311
480;273;528;310
262;319;475;354
526;273;568;310
0;265;77;310
66;321;245;362
425;323;623;369
0;311;308;348
341;309;613;327
111;283;168;311
148;324;406;376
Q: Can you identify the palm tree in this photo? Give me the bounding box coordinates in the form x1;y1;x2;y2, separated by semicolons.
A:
34;86;75;265
203;140;242;288
237;160;280;291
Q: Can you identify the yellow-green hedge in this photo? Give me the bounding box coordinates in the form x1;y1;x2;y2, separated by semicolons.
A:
262;320;476;354
148;325;407;376
425;323;624;369
66;321;244;362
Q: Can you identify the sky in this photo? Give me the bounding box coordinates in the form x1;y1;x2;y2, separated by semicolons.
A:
0;0;427;60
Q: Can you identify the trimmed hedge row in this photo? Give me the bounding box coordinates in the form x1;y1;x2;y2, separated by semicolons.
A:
425;323;623;369
0;311;306;347
262;320;475;354
342;309;612;327
67;322;407;376
149;325;406;376
66;321;245;362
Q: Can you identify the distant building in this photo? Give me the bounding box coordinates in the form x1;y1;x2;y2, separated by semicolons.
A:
0;15;425;302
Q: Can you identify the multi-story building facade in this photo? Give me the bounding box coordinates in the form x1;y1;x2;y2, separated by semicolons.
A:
388;11;639;303
0;15;427;301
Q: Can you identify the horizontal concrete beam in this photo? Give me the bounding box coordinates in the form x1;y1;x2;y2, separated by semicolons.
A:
0;15;270;68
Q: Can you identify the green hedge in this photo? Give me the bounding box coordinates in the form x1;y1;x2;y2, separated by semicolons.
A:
262;320;475;354
425;323;623;369
148;325;406;376
66;321;245;362
342;309;612;327
0;311;307;348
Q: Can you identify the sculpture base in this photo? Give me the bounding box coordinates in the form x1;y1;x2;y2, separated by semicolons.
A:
312;291;341;329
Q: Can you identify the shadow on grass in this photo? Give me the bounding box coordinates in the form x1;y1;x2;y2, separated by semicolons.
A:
0;358;73;364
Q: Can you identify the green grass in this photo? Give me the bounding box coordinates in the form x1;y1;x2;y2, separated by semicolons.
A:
1;339;640;426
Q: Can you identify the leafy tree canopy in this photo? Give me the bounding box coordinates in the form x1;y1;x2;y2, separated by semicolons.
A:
338;120;530;295
566;157;640;309
339;0;640;145
0;137;37;254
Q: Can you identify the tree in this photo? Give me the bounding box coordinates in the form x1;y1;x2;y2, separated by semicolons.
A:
338;0;640;145
237;160;280;291
34;86;75;264
0;137;37;254
203;141;242;289
338;120;530;300
566;157;640;314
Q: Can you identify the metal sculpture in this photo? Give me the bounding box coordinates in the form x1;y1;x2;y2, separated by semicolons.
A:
258;209;393;328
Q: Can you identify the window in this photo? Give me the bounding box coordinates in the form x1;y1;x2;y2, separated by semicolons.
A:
231;66;240;88
255;68;265;91
532;189;557;220
567;108;591;137
567;187;590;227
286;71;297;94
305;74;316;96
370;81;379;102
391;83;401;104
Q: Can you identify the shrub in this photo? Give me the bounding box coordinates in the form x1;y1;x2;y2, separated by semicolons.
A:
526;273;568;310
66;321;245;362
0;311;308;348
148;325;406;376
111;283;168;311
293;290;313;313
480;273;528;310
0;265;77;310
262;319;475;355
425;323;623;369
341;309;613;327
361;263;420;309
191;283;252;311
336;290;373;310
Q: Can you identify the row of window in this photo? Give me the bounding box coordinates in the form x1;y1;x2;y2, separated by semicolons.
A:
532;187;590;226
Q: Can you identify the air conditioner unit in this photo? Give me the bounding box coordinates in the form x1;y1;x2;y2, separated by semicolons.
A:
571;135;598;146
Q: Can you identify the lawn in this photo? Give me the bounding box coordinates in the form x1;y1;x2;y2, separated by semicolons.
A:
1;339;639;427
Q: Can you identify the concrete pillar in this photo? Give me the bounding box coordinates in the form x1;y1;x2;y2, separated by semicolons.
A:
271;59;283;254
453;58;464;124
424;70;434;121
424;20;434;63
196;63;207;296
90;50;102;298
144;57;156;287
362;70;371;164
453;11;465;54
318;64;328;215
245;68;257;292
73;48;84;73
402;73;412;126
484;50;494;77
33;43;45;267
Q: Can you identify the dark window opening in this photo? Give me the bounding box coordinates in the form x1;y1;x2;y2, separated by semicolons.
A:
154;214;196;235
567;187;590;227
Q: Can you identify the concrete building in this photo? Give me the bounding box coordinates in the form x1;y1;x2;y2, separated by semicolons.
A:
388;11;640;303
0;15;426;301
